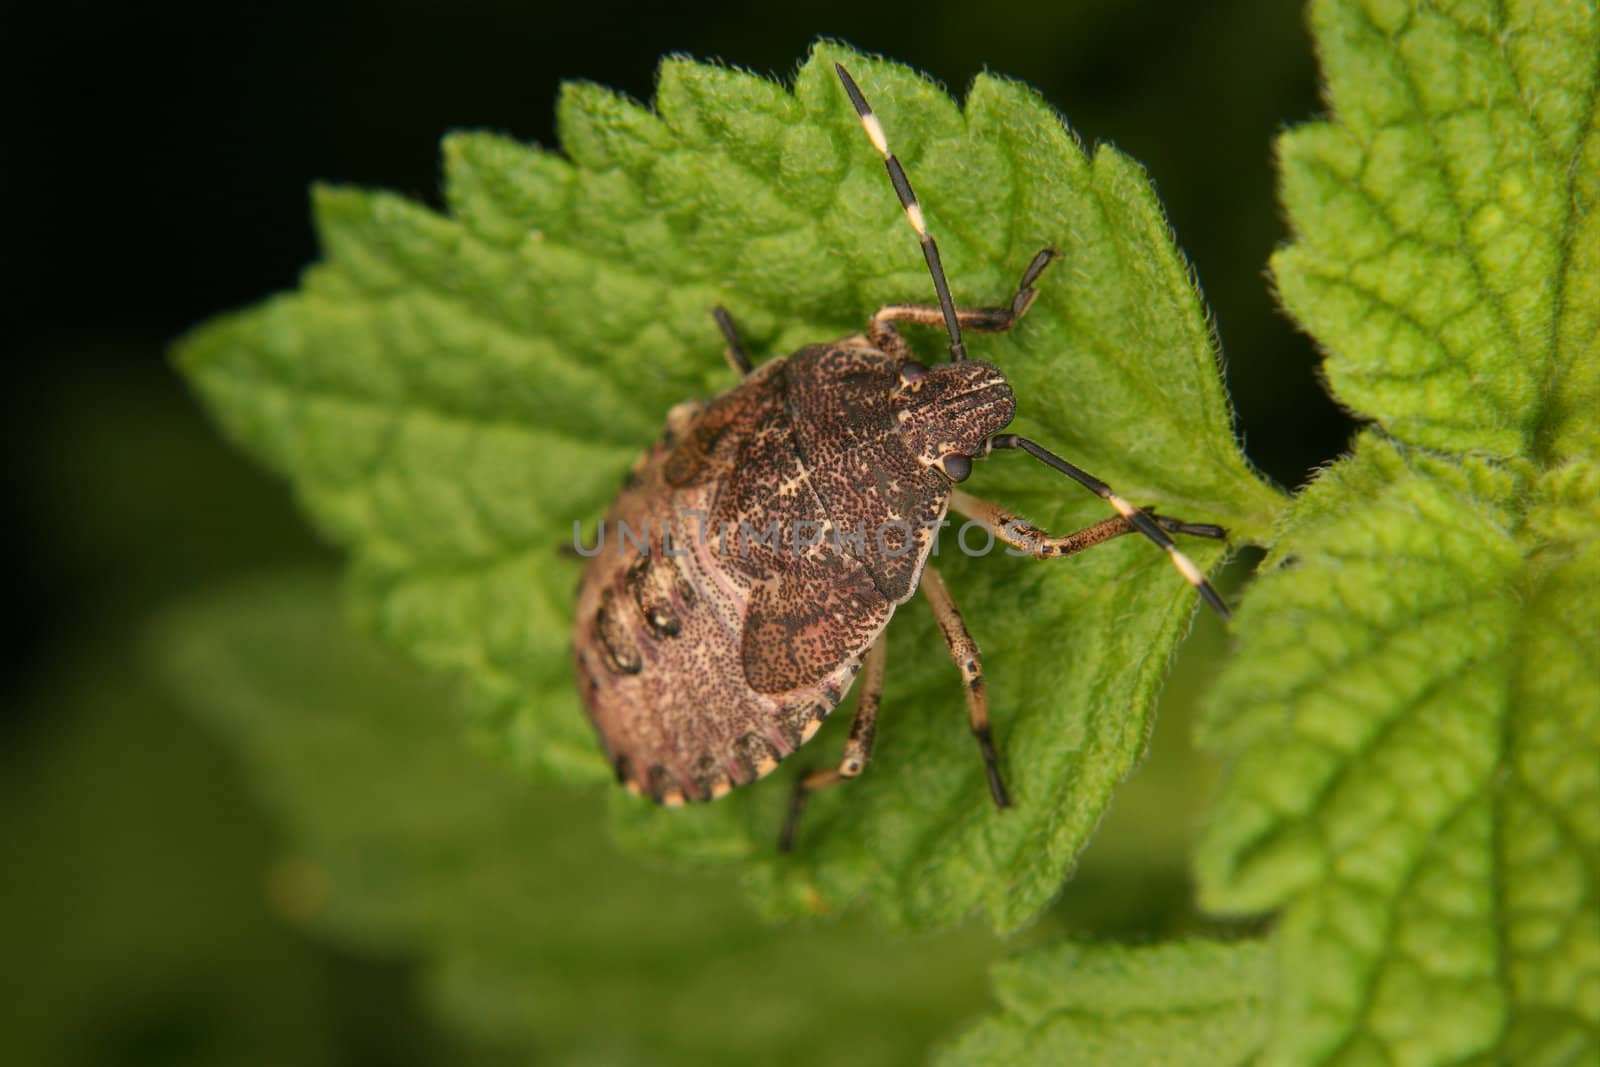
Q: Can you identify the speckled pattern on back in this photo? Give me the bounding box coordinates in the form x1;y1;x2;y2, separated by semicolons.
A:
571;340;1016;804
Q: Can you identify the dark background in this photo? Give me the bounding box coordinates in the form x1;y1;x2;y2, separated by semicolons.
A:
4;1;1345;1062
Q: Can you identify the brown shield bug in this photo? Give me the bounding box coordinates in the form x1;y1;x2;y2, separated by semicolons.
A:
572;63;1230;848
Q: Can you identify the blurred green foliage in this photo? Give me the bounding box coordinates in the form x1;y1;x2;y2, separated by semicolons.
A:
0;643;472;1067
937;940;1271;1066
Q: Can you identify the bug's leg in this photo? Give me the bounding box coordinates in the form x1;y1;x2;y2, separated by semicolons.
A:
869;248;1058;351
950;488;1226;560
711;306;753;377
920;566;1010;810
982;434;1233;620
779;633;888;852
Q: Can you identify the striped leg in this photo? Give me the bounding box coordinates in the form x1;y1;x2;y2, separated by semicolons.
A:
920;566;1009;809
950;489;1227;559
981;434;1233;619
779;633;889;852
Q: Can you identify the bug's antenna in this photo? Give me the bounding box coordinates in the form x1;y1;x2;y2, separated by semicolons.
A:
835;63;967;362
986;434;1233;620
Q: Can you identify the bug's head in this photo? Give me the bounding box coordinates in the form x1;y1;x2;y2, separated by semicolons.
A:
893;359;1015;482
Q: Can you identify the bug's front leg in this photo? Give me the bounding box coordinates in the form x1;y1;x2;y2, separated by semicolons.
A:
779;633;888;852
950;489;1226;559
867;248;1058;355
959;436;1234;620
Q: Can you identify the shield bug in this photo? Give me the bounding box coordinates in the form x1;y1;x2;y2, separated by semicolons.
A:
572;63;1230;848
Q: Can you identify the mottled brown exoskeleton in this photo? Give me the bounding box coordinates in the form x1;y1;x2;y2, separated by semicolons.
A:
573;64;1230;848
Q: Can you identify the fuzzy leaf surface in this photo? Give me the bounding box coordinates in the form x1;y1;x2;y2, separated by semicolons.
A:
1199;3;1600;1062
175;42;1278;931
150;574;1001;1066
1273;0;1600;460
937;940;1271;1067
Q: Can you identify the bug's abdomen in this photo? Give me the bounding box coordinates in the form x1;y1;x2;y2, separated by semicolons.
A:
572;391;884;804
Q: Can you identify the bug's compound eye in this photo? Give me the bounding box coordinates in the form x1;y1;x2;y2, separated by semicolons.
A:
898;361;929;388
939;452;973;482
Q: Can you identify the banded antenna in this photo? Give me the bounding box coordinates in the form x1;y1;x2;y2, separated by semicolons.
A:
835;63;967;362
835;63;1232;621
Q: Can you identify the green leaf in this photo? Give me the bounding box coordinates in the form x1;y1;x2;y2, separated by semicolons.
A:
150;573;1003;1066
174;41;1279;931
936;939;1271;1067
1198;439;1600;1064
1272;0;1600;461
1198;4;1600;1061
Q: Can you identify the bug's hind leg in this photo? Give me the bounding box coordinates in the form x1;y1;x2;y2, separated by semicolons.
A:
778;633;888;852
920;566;1010;809
868;248;1057;353
711;306;753;376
